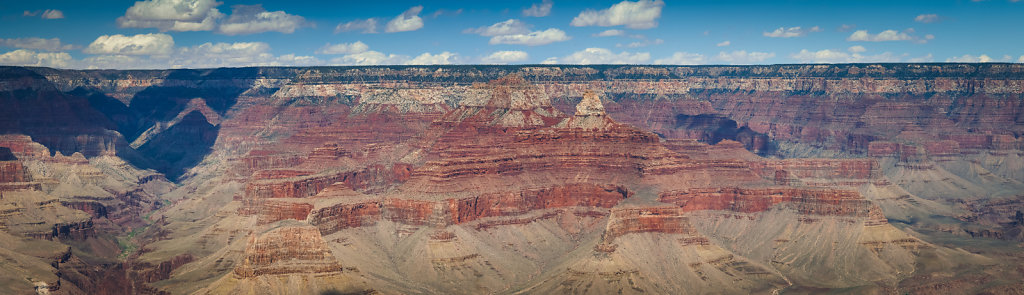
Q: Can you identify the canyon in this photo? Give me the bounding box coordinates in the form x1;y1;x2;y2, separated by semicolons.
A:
0;64;1022;294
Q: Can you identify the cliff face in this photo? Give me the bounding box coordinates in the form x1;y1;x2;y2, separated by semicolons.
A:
0;64;1022;294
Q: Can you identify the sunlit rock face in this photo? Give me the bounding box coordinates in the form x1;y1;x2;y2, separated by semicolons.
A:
0;64;1022;294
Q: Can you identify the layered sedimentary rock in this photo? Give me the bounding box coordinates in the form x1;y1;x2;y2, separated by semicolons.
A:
0;64;1022;294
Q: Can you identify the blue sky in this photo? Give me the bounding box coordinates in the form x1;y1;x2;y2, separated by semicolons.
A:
0;0;1022;68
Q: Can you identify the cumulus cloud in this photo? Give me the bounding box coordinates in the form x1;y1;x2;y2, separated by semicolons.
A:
763;26;822;38
838;24;857;32
217;5;306;35
915;14;940;23
790;49;903;63
41;9;65;19
465;19;531;36
84;33;175;56
386;6;424;33
331;51;408;65
715;50;775;64
407;52;458;65
116;0;223;32
847;29;931;43
594;29;626;37
339;6;423;34
316;41;370;55
489;28;570;46
0;37;77;51
523;0;553;17
848;45;867;53
1020;56;1024;63
171;42;321;68
908;54;935;63
558;48;650;64
716;40;731;47
482;51;529;64
570;0;664;29
653;52;706;65
81;41;320;69
945;54;1013;63
24;9;65;19
0;49;72;67
617;38;663;48
336;19;378;34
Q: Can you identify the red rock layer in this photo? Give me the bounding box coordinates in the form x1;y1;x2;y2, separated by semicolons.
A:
445;183;628;224
309;200;383;234
233;227;342;278
256;201;314;225
748;158;888;186
659;187;875;217
0;161;27;183
601;207;707;245
309;183;629;235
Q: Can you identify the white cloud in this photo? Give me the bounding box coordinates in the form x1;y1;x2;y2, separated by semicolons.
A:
0;49;72;67
41;9;65;19
0;37;77;51
489;28;570;46
654;52;706;65
273;54;320;66
82;41;321;69
431;9;463;18
386;6;424;33
1019;56;1024;63
316;41;370;55
407;52;458;65
838;24;856;32
791;49;850;63
482;51;529;64
116;0;223;32
466;19;531;36
217;5;306;35
908;54;934;63
763;26;822;38
915;14;939;23
848;45;866;53
523;0;553;17
84;33;175;56
173;42;273;67
715;50;775;64
618;38;663;48
945;54;1013;63
594;29;626;37
430;8;462;18
790;49;902;63
847;29;916;42
323;43;462;66
570;0;664;29
336;19;378;34
559;48;650;64
716;40;731;47
24;9;65;19
331;51;409;65
79;55;150;69
171;42;320;68
540;57;559;64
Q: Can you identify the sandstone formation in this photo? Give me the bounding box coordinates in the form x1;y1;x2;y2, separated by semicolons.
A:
0;64;1022;294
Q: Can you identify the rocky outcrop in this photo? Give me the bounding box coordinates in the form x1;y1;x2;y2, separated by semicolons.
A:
601;207;706;244
233;226;343;277
553;90;616;130
659;187;876;217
